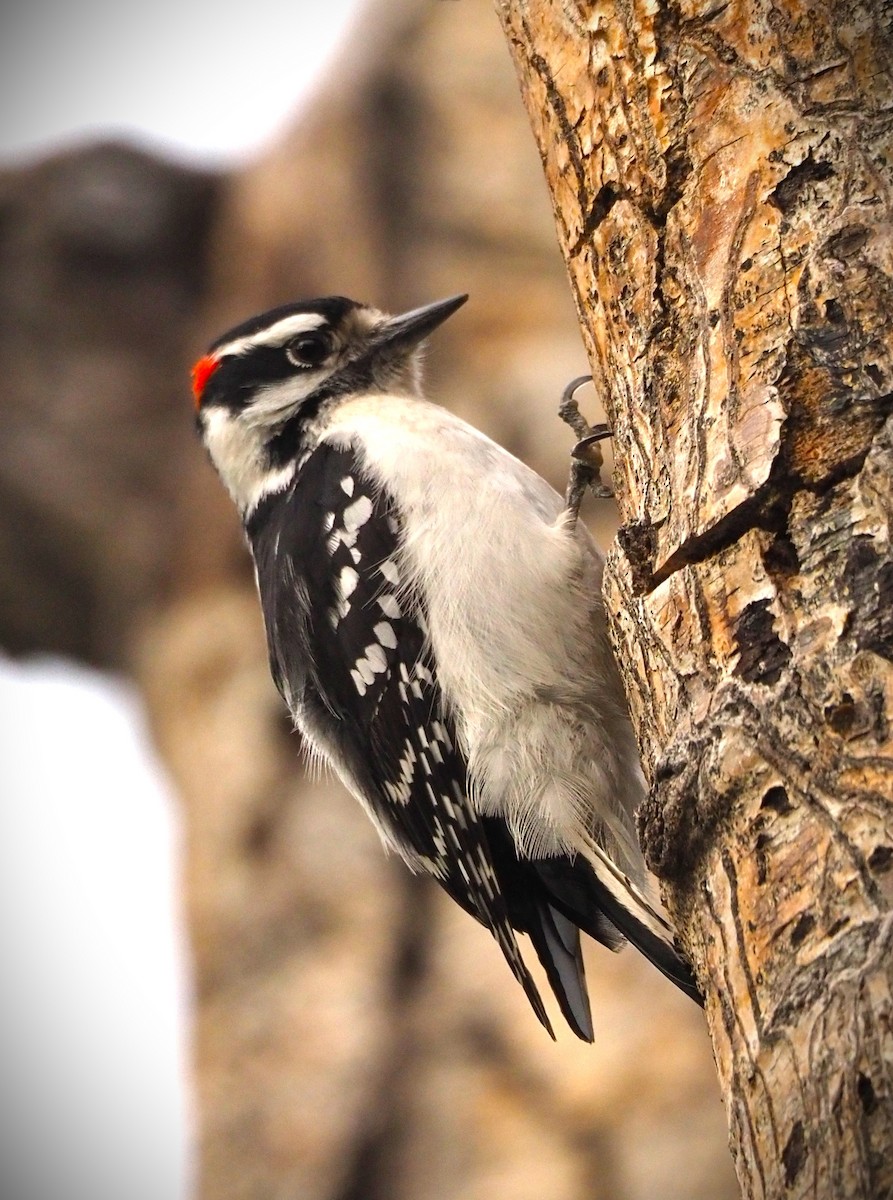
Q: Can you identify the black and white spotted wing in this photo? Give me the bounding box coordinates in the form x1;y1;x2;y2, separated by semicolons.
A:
247;442;560;1035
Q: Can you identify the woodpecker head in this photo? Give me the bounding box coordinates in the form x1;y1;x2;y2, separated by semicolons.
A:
192;293;467;514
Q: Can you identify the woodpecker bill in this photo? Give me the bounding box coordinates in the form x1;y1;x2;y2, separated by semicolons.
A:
193;293;701;1039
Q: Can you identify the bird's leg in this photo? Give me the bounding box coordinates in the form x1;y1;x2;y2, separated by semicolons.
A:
558;375;613;524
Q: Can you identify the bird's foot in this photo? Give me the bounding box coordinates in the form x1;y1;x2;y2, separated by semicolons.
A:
558;376;613;521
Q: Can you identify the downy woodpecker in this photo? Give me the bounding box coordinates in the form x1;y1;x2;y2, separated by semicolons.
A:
192;294;700;1040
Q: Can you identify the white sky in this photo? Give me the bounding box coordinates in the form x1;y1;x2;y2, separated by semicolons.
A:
0;3;363;1195
0;0;363;165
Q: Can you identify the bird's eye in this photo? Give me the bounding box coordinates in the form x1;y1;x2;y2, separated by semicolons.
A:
286;331;333;369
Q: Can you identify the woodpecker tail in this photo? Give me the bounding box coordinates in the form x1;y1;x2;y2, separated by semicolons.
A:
524;901;594;1041
479;818;700;1042
534;843;703;1006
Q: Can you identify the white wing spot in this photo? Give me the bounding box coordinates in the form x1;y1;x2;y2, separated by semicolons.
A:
431;720;453;752
379;558;400;585
431;814;447;858
340;567;359;599
374;621;397;649
352;642;389;685
385;780;410;805
378;594;402;620
356;657;377;685
350;668;367;696
343;495;373;532
361;642;388;675
331;565;360;624
340;476;355;497
396;755;413;802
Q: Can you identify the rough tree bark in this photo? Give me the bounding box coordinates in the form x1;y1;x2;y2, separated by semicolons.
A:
497;1;893;1197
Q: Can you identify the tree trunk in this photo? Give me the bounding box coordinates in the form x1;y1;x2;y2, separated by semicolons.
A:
496;1;893;1196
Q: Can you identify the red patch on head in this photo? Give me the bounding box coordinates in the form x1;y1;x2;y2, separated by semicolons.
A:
191;354;220;409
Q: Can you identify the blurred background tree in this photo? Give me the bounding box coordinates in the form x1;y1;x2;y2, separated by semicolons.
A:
0;1;735;1197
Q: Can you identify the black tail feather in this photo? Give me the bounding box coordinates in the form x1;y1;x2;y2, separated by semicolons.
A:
534;856;703;1006
479;818;702;1040
526;903;594;1042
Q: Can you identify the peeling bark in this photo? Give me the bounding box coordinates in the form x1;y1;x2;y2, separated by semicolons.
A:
497;0;893;1196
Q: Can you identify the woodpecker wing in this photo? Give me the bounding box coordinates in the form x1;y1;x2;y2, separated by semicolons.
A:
247;441;567;1036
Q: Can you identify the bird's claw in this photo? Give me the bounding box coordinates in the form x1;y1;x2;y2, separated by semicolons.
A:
558;378;614;520
571;424;612;463
558;375;598;440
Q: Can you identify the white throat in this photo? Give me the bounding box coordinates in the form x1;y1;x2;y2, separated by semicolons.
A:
201;406;295;515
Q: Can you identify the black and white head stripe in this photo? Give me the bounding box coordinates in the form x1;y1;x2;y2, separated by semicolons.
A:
195;299;362;423
212;312;329;359
208;297;359;358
